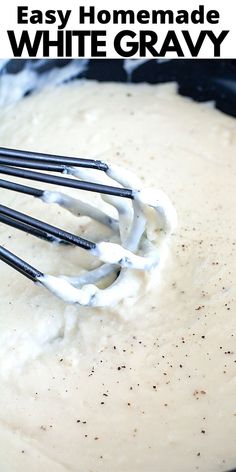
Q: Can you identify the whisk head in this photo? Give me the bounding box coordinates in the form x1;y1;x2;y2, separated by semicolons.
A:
0;148;177;307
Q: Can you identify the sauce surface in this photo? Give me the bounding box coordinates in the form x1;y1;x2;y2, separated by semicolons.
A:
0;81;235;472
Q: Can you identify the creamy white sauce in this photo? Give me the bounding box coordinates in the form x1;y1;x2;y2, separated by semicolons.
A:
0;80;235;472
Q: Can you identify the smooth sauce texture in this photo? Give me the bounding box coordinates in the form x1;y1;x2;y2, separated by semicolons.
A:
0;81;235;472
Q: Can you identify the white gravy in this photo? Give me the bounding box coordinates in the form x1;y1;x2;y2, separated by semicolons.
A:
0;80;235;472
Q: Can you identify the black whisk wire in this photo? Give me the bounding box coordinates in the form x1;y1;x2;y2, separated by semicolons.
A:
0;213;68;244
0;245;43;281
0;204;96;250
0;164;133;199
0;178;44;198
0;147;108;171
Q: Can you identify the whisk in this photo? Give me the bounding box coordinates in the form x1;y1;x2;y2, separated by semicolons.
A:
0;147;177;307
